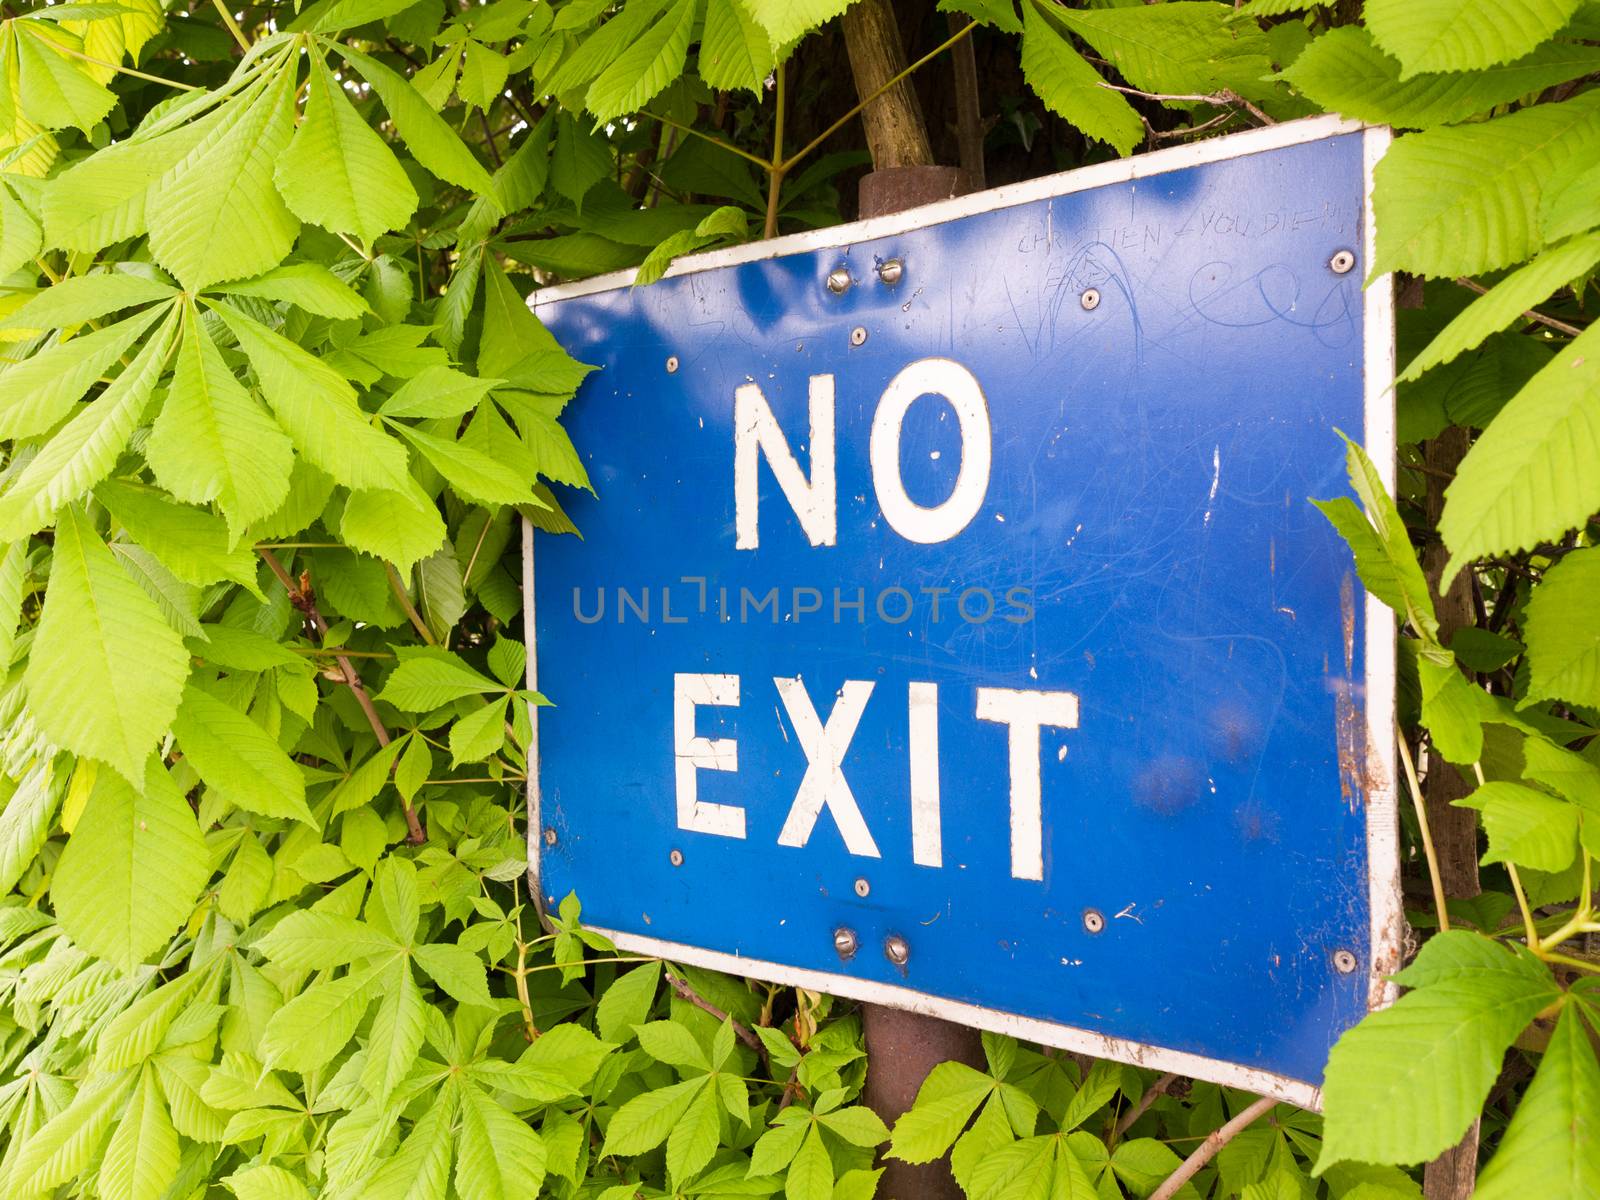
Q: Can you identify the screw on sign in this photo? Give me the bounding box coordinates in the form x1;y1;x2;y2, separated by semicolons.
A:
525;117;1399;1118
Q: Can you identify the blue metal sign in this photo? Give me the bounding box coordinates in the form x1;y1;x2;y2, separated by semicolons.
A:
526;116;1399;1107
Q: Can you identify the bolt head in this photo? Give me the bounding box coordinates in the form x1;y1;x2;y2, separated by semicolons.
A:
1333;948;1358;974
884;934;910;966
1080;287;1101;311
853;877;870;897
850;326;868;347
665;355;679;373
877;258;904;285
1329;249;1356;274
1082;908;1105;934
669;848;684;867
833;927;859;960
542;827;557;847
827;267;852;294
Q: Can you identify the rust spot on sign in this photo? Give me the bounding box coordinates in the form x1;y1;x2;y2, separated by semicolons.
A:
1333;573;1369;811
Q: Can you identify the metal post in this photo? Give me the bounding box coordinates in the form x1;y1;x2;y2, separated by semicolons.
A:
856;165;982;1198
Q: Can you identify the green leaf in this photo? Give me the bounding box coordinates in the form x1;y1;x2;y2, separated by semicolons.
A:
379;648;503;709
24;504;189;783
447;695;508;765
1473;1004;1600;1200
381;365;501;419
340;479;448;573
1373;94;1600;278
1522;547;1600;709
362;960;425;1103
747;0;852;49
99;1067;179;1200
750;1117;808;1176
786;1127;834;1200
148;65;301;290
171;682;314;824
276;58;419;246
458;41;509;113
1282;27;1600;130
392;422;540;507
454;1084;548;1200
1312;433;1439;644
362;1081;455;1200
0;312;176;543
5;1072;134;1198
889;1061;994;1163
1401;233;1600;381
146;304;294;534
1365;0;1584;77
260;961;385;1073
52;760;208;971
0;762;63;894
258;911;397;970
337;44;497;195
0;272;175;331
214;303;410;493
604;1076;708;1155
209;262;372;319
1061;1060;1119;1131
1053;1;1275;102
1455;780;1580;872
414;942;494;1006
700;0;775;92
0;306;164;441
1020;1;1142;156
667;1083;721;1183
596;961;662;1042
635;1020;712;1069
819;1105;890;1148
96;479;259;590
14;24;117;133
1523;736;1600;811
224;1164;311;1200
941;0;1023;34
1440;328;1600;577
586;0;697;123
1318;931;1562;1168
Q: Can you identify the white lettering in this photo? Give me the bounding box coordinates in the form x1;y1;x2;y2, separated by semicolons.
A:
673;673;745;838
974;687;1079;881
775;677;880;857
734;376;837;549
869;358;992;544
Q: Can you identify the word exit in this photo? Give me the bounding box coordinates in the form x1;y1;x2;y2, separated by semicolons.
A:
673;672;1078;881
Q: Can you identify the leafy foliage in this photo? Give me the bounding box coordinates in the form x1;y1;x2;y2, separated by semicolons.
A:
2;0;1599;1198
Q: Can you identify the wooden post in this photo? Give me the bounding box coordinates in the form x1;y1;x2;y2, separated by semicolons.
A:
842;6;985;1197
1419;425;1481;1200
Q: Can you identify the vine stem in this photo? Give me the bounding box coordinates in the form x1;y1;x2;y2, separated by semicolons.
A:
1396;730;1450;932
779;18;976;173
1454;276;1584;338
762;61;786;240
51;42;202;91
386;562;437;645
258;547;426;844
642;112;774;172
1472;760;1540;949
211;0;252;53
665;968;770;1065
1111;1072;1176;1144
1149;1095;1277;1200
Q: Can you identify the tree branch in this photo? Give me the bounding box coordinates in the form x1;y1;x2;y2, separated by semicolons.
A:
1151;1095;1277;1200
664;968;769;1066
259;548;426;843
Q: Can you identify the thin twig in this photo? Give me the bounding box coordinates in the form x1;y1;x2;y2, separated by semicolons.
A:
1101;82;1276;126
1150;1095;1277;1200
1453;276;1584;338
1397;731;1450;932
51;43;203;91
259;548;426;843
1113;1072;1177;1142
664;969;770;1066
640;111;774;172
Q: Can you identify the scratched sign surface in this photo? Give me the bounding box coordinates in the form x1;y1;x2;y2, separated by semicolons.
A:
528;119;1398;1105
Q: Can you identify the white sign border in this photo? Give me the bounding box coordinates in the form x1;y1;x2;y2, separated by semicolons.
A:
522;114;1401;1113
